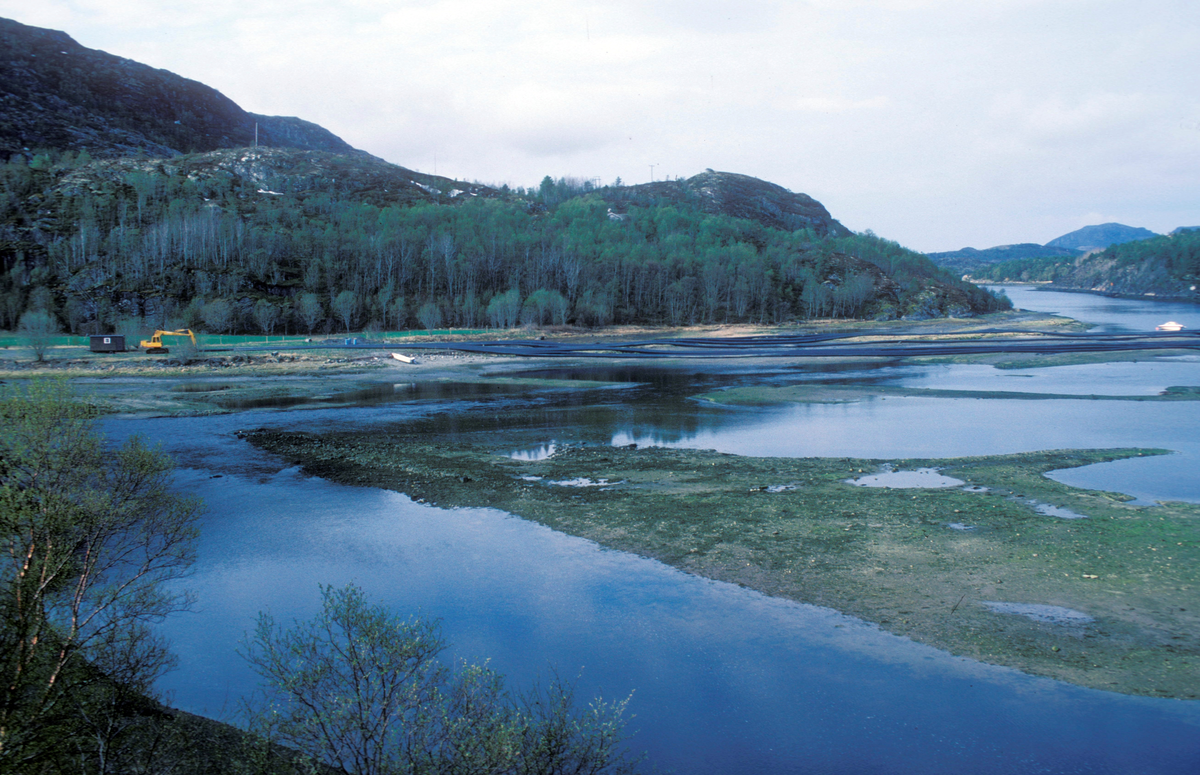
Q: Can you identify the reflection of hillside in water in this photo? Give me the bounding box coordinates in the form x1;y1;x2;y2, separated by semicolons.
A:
456;360;900;447
408;398;724;448
509;359;892;396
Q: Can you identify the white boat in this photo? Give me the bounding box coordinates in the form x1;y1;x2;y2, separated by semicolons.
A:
1155;321;1185;331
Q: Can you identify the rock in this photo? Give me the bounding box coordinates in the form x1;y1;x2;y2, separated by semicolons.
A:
599;170;851;237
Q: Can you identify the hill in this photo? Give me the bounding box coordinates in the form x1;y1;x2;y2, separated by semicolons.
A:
1044;223;1160;252
0;16;1008;336
928;223;1162;276
52;145;506;209
599;170;852;237
970;230;1200;299
0;149;1005;334
927;243;1081;275
0;17;364;159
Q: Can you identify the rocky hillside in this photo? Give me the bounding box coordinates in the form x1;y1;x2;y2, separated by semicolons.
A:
601;170;851;237
0;147;1004;334
0;17;364;159
970;230;1200;300
0;16;1007;334
51;146;506;210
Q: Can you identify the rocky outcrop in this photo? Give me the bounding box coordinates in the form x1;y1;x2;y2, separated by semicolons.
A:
602;170;851;237
50;146;507;210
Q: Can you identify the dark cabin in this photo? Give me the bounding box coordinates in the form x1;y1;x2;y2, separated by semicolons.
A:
89;334;125;353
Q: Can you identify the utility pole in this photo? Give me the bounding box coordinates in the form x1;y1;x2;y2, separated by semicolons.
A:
649;164;657;182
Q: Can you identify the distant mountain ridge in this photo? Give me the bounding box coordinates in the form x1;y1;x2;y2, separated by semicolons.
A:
0;16;854;239
0;17;365;159
929;222;1163;275
968;230;1200;300
1044;223;1159;252
926;243;1081;275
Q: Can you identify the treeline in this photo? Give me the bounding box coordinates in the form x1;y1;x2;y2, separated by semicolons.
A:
0;151;1007;336
971;230;1200;297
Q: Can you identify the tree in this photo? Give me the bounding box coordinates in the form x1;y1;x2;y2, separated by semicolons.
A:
416;301;442;334
332;290;360;333
296;293;325;334
0;381;201;771
520;289;568;327
18;310;59;362
486;290;521;329
202;298;235;333
253;299;283;335
241;584;641;775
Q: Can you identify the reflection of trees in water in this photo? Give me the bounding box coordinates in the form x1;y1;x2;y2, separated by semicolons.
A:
399;362;905;449
406;391;727;449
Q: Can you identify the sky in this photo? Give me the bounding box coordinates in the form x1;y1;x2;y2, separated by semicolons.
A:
3;0;1199;253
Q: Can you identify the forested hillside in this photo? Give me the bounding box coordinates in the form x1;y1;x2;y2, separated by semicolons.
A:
971;230;1200;299
927;223;1162;276
0;148;1006;336
927;243;1081;275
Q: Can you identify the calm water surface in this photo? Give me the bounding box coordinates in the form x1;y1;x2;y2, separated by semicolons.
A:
994;284;1200;333
109;286;1200;774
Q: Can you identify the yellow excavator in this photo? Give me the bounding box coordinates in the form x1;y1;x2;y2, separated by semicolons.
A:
139;329;197;354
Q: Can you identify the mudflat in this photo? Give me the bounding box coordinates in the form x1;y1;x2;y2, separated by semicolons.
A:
246;427;1199;700
7;314;1198;698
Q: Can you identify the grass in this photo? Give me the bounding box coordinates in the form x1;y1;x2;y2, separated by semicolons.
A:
245;427;1200;699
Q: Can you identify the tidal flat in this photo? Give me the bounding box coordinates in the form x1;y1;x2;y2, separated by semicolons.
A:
247;426;1199;699
14;311;1199;701
697;382;1200;406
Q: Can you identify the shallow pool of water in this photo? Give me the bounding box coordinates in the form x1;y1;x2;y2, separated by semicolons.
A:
888;357;1200;396
612;397;1200;503
848;468;966;488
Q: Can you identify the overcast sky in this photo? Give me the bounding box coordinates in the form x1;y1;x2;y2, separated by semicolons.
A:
4;0;1198;252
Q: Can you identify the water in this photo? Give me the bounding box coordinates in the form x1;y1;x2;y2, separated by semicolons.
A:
116;425;1198;774
847;468;966;488
107;286;1200;774
604;288;1200;505
994;284;1200;333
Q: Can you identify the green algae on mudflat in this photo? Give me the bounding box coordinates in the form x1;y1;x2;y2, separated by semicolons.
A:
244;430;1199;700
